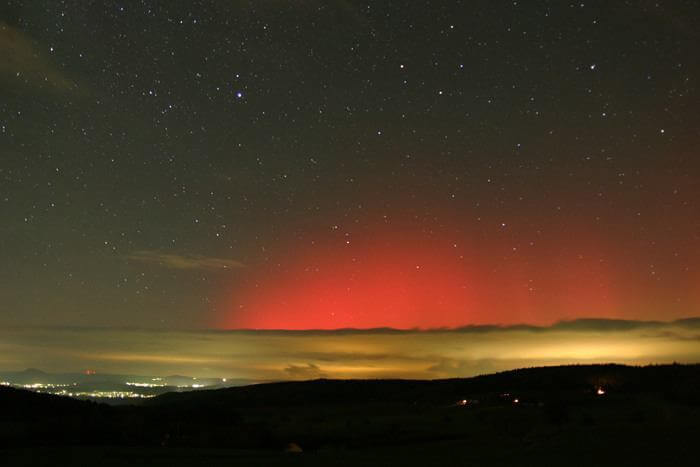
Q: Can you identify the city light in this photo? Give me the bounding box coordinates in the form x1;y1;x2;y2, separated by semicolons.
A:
126;382;166;388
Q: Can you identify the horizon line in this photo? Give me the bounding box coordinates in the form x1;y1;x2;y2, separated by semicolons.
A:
3;316;699;334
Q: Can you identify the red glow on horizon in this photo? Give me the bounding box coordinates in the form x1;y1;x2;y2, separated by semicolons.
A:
221;220;624;330
228;232;481;330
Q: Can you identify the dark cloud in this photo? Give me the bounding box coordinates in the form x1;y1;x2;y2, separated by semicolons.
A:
674;318;700;328
551;319;666;332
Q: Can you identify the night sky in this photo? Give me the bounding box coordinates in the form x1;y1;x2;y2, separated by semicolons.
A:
2;1;699;332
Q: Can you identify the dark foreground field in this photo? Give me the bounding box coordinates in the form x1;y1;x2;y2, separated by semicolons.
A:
2;364;699;466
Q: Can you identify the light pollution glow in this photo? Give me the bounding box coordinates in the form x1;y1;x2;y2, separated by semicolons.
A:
2;319;698;380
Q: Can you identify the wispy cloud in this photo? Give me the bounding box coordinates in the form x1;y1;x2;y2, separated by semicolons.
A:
0;22;78;92
126;250;245;271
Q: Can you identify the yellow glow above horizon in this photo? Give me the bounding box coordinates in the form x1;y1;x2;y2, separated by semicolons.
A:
1;322;698;380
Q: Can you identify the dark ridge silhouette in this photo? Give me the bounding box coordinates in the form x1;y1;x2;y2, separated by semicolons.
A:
144;363;700;408
2;364;699;466
0;385;99;416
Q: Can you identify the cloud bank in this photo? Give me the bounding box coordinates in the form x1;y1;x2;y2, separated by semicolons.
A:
1;318;699;380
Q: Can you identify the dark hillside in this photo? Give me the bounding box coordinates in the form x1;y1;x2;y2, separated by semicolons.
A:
2;364;699;466
146;363;700;408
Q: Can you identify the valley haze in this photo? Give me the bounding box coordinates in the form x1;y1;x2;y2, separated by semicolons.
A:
2;318;699;381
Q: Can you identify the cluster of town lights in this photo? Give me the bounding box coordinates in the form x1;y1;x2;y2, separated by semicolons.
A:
126;382;166;388
1;380;211;399
47;389;156;399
